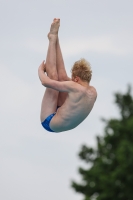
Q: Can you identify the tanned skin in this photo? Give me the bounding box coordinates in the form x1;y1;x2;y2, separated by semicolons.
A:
38;18;97;132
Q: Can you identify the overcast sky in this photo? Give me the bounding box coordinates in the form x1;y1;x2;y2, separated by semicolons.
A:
0;0;133;200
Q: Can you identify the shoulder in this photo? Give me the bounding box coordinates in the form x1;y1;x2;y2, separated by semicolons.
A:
90;86;97;94
86;86;97;100
91;86;97;100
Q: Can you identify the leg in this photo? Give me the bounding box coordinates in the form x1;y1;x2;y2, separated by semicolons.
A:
56;37;69;106
40;19;59;122
56;38;68;81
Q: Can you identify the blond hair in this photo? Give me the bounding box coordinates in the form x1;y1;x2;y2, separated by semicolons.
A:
71;58;92;82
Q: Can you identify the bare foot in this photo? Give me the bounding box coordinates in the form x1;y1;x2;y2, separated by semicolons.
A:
48;18;60;40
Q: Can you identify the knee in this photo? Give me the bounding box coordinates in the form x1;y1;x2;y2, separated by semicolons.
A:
58;73;69;81
48;72;58;81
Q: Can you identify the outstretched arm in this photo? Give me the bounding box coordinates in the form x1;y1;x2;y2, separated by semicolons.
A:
38;61;76;92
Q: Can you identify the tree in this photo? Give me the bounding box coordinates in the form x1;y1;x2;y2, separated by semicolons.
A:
71;85;133;200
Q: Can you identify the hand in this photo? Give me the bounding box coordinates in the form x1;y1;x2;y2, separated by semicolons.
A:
38;61;46;73
38;61;47;84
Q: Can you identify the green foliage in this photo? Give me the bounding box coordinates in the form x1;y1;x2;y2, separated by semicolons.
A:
71;85;133;200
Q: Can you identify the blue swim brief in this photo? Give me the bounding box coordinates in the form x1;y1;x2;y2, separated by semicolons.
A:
41;107;60;132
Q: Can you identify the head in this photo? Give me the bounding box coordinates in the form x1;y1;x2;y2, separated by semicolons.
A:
71;58;92;83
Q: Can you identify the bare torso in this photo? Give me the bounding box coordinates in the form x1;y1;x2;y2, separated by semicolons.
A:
50;85;97;132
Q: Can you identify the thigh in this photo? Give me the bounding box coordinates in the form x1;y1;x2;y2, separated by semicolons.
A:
40;88;59;122
57;77;69;107
57;92;68;107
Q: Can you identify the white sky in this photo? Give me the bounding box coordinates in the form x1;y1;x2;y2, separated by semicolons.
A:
0;0;133;200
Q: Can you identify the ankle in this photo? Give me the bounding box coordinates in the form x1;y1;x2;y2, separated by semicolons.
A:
48;33;58;41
